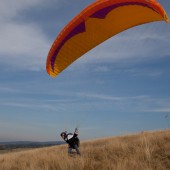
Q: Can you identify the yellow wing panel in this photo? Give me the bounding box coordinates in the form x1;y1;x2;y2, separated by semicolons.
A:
52;5;163;76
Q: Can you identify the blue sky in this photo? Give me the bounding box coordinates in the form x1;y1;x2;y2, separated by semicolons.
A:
0;0;170;142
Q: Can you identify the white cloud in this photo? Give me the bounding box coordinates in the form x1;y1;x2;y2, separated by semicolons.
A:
0;102;32;108
94;66;111;72
122;68;164;78
0;0;42;20
0;21;50;70
0;97;67;112
0;86;20;93
0;0;56;70
145;108;170;113
76;92;148;101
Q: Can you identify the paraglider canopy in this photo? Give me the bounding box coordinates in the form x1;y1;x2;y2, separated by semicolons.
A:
46;0;169;77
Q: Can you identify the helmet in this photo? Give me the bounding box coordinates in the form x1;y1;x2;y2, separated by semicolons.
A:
60;132;66;139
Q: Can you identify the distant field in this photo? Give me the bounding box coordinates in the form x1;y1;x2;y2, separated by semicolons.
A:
0;141;61;154
0;129;169;170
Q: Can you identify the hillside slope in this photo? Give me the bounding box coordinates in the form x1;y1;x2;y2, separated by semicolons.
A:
0;129;170;170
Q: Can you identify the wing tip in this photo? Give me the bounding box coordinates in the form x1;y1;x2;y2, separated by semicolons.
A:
164;13;169;23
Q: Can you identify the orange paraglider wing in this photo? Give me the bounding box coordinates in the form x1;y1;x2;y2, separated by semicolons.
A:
46;0;168;77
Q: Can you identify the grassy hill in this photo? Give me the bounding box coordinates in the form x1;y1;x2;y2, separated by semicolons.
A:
0;129;169;170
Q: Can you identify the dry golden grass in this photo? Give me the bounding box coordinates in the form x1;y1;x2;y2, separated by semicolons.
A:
0;129;170;170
